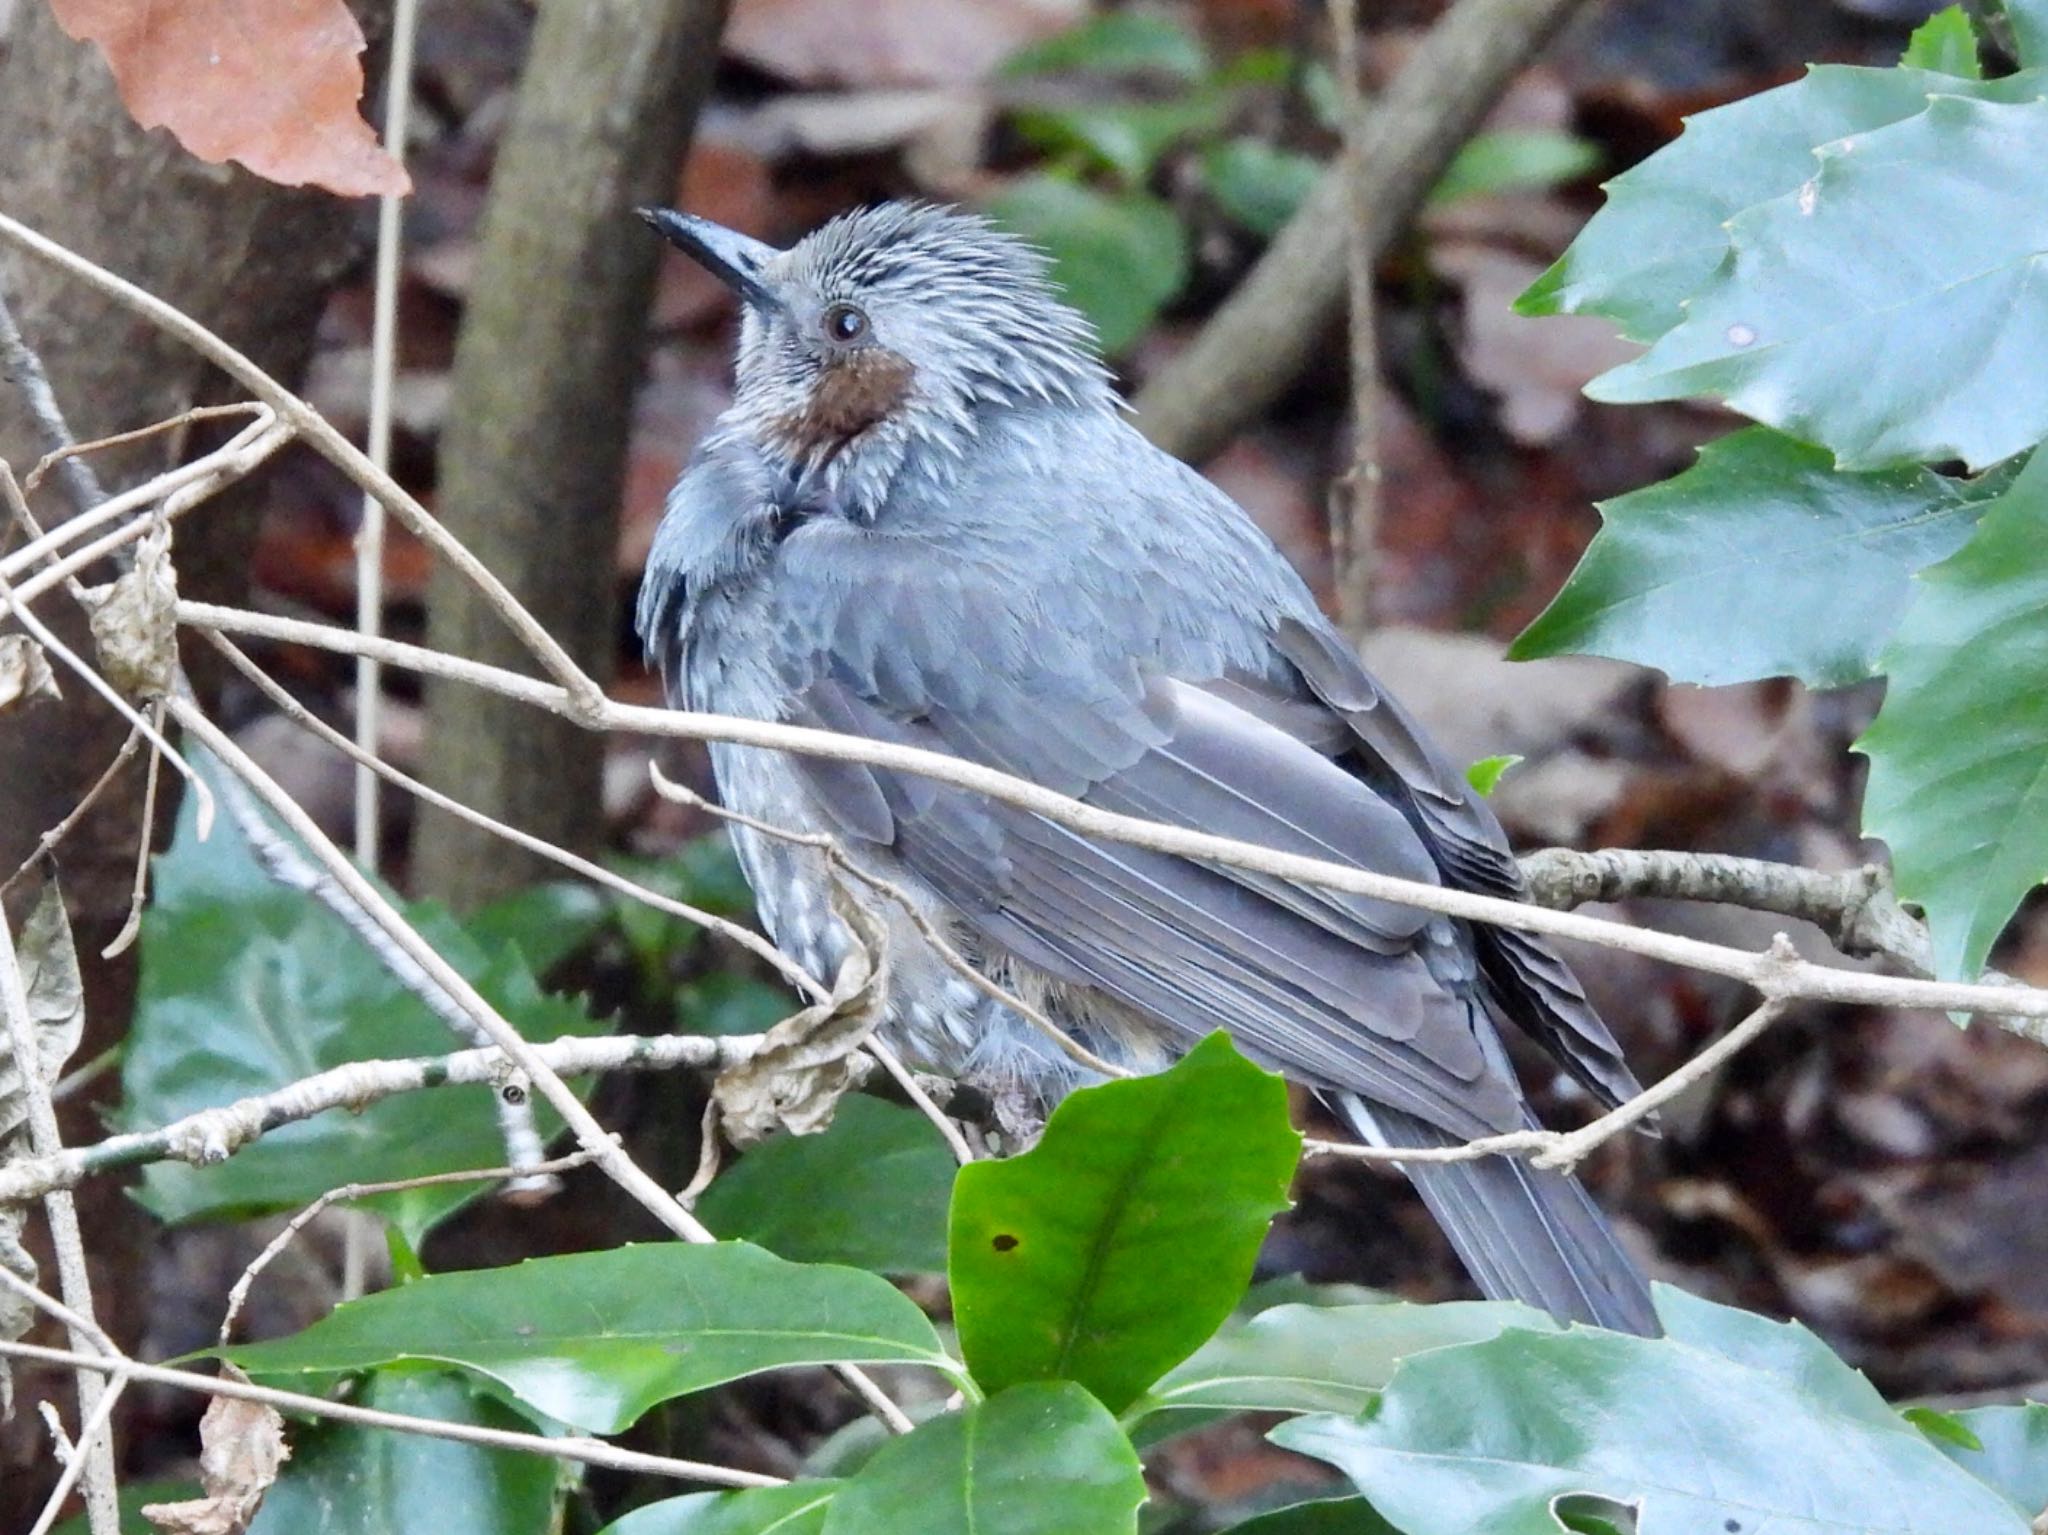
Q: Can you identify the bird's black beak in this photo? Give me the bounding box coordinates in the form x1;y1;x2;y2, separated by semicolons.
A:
638;207;785;316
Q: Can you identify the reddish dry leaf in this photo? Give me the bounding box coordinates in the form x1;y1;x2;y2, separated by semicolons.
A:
51;0;409;198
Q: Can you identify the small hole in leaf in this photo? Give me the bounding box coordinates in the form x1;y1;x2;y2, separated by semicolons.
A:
501;1084;527;1105
1725;1522;1741;1533
991;1233;1019;1253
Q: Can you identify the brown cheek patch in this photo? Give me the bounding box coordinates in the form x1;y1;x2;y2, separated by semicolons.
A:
774;348;915;457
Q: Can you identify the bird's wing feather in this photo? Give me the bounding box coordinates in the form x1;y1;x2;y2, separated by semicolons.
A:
1271;618;1643;1109
782;652;1527;1139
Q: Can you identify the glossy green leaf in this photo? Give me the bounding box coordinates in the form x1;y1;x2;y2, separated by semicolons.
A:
1902;5;1983;75
1654;1284;1900;1427
822;1382;1146;1535
1219;1500;1402;1535
950;1032;1298;1412
1430;129;1600;205
1932;1404;2048;1512
985;176;1189;354
696;1096;956;1272
249;1371;558;1535
1859;451;2048;980
1275;1299;2032;1534
1590;94;2048;470
1001;12;1208;82
1464;755;1522;797
124;785;608;1246
1518;65;2046;342
1016;93;1232;183
1131;1299;1556;1420
601;1484;842;1535
1204;138;1323;238
1509;428;2012;686
224;1242;956;1434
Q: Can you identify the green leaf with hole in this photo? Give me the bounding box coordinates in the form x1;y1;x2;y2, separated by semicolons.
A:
822;1382;1145;1535
1589;94;2048;470
1902;5;1983;75
1129;1299;1556;1421
1510;428;2016;687
123;784;609;1246
1001;12;1208;82
1204;138;1323;237
1518;65;2046;343
1860;452;2048;981
600;1484;842;1535
1431;129;1599;205
223;1242;956;1434
1931;1405;2048;1512
696;1096;957;1273
250;1371;559;1535
986;176;1189;354
1275;1291;2034;1534
949;1031;1298;1412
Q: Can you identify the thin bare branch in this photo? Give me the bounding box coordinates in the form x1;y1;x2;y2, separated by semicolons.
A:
0;211;605;716
176;600;2048;1041
1325;0;1379;635
0;900;119;1534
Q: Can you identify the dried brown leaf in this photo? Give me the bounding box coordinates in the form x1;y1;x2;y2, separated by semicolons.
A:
0;877;85;1146
49;0;409;198
82;526;179;699
712;881;887;1144
0;635;60;716
142;1372;290;1535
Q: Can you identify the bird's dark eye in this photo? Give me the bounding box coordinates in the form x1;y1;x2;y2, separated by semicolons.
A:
822;303;868;344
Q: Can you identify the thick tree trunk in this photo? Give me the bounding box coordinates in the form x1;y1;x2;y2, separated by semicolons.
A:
411;0;730;910
0;3;391;1520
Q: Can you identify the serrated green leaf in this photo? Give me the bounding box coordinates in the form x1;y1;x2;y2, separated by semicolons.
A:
1589;94;2048;470
696;1096;956;1272
1001;12;1208;82
985;176;1189;354
1464;755;1522;797
1431;129;1600;206
1218;1501;1402;1535
1859;451;2048;981
822;1382;1145;1535
1203;138;1323;238
1275;1302;2032;1535
949;1032;1299;1413
1517;65;2046;342
600;1483;842;1535
1655;1284;1901;1427
1904;5;1984;75
1931;1404;2048;1512
1509;429;2014;686
1131;1298;1555;1421
249;1371;558;1535
223;1242;956;1434
124;788;609;1246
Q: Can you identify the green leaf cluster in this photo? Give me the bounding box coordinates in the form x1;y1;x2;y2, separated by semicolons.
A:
988;13;1593;351
193;1020;2048;1532
1511;7;2048;980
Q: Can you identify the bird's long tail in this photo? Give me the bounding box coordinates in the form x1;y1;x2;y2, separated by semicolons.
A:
1336;1094;1659;1336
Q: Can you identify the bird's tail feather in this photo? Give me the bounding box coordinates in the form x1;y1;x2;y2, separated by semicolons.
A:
1336;1094;1659;1336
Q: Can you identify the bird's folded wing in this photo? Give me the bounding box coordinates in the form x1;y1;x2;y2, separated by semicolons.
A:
1272;619;1643;1110
784;654;1529;1140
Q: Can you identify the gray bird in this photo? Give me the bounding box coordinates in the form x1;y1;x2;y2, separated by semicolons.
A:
636;201;1656;1334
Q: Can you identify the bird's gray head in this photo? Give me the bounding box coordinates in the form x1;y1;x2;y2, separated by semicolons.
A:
641;201;1113;517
